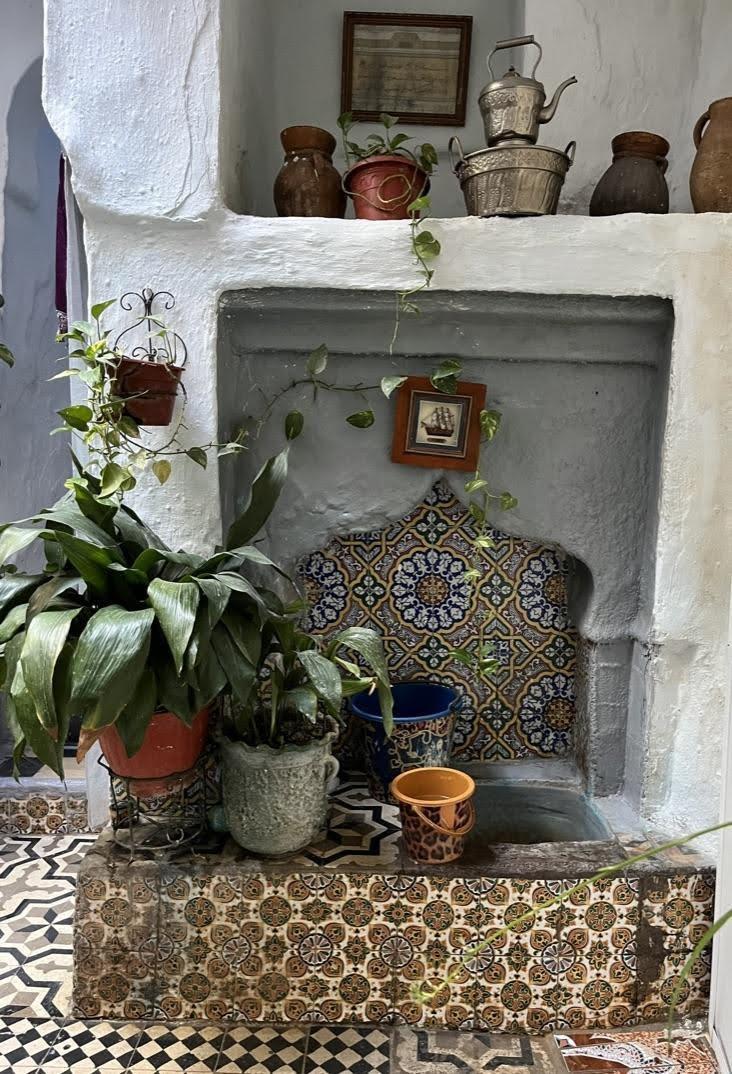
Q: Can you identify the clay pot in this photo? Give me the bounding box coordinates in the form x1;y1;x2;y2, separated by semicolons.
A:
273;125;346;218
344;155;429;220
112;356;182;427
99;707;210;797
590;132;669;216
690;98;732;212
391;767;476;864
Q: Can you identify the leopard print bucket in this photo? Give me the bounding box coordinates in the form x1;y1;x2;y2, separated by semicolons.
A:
392;767;476;864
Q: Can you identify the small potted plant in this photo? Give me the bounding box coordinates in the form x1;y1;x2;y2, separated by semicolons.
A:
339;112;438;220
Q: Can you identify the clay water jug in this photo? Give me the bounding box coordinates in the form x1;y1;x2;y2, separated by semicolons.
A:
690;98;732;212
590;132;669;216
273;125;346;218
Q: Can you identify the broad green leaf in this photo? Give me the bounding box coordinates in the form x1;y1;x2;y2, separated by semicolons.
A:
376;680;394;736
480;409;501;440
58;404;92;431
188;635;227;708
346;409;375;429
100;462;130;498
114;503;164;552
225;448;288;550
40;498;119;547
0;603;28;644
337;112;353;132
221;610;261;666
26;575;81;622
156;651;196;725
54;532;118;595
152;460;172;485
195;577;230;630
283;686;318;722
72;606;154;729
430;359;462;394
118;415;140;438
0;343;14;367
306;344;328;376
148;578;200;674
211;623;256;705
285;410;304;440
187;446;208;469
20;608;80;731
298;650;342;716
464;477;487;494
329;626;390;687
380;112;398;128
380;375;407;399
0;573;45;617
91;299;115;320
6;634;64;778
114;669;157;758
68;480;117;533
408;195;430;214
214;571;271;612
0;527;43;565
500;492;518;511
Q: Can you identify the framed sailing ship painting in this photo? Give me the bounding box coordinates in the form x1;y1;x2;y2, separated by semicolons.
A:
391;376;486;470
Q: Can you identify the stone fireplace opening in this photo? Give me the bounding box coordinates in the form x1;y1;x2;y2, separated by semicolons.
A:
217;287;673;816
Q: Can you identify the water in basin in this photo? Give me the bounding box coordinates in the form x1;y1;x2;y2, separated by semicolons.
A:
471;782;611;844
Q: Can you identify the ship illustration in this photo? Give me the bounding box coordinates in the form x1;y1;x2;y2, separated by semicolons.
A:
421;405;455;439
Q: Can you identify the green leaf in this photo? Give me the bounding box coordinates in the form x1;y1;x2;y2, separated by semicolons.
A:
0;343;14;367
285;410;304;440
71;606;155;729
152;460;172;485
668;908;732;1028
462;568;481;582
54;532;118;595
283;685;319;722
468;502;485;525
0;603;28;644
307;343;328;377
225;448;288;550
221;610;261;666
337;111;353;132
474;535;495;549
380;112;399;128
414;230;441;258
195;578;230;629
91;299;115;321
58;404;93;431
210;623;256;705
480;409;502;440
6;633;64;778
408;195;430;214
298;650;342;716
186;446;208;469
380;375;407;399
464;477;487;494
449;647;475;669
346;410;375;429
0;573;46;617
430;359;462;394
148;578;200;674
26;575;81;622
100;462;130;498
20;608;80;731
500;492;518;511
114;669;157;758
118;415;140;438
40;498;119;548
0;527;43;565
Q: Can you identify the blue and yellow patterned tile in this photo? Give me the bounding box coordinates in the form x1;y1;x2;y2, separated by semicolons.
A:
297;481;578;763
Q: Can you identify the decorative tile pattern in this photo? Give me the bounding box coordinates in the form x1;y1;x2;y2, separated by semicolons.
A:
297;481;578;761
393;1027;560;1073
304;1025;390;1074
45;1019;143;1071
217;1025;308;1074
0;791;90;835
0;1015;62;1069
293;779;401;868
556;1027;720;1074
132;1023;226;1071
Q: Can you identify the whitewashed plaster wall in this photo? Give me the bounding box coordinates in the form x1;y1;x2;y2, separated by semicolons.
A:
523;0;732;213
42;0;731;840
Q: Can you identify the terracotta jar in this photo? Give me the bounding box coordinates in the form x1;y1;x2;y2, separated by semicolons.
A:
344;155;429;221
273;125;346;218
590;132;669;216
690;98;732;212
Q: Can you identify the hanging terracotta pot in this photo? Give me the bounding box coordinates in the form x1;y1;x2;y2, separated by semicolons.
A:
112;356;183;427
99;707;210;797
590;132;669;215
273;125;346;218
690;97;732;212
344;155;429;220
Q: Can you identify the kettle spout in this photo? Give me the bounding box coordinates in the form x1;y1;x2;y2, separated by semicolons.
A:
539;75;578;123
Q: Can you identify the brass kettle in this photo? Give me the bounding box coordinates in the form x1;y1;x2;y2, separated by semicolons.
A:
479;35;577;146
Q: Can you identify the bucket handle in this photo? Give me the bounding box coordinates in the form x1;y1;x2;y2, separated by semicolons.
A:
448;135;466;175
414;799;476;839
564;140;577;165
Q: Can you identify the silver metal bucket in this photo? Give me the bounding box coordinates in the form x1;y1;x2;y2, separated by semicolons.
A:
450;136;575;217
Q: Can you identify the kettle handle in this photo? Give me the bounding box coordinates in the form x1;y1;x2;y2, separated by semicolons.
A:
488;34;542;79
693;110;710;149
448;135;466;174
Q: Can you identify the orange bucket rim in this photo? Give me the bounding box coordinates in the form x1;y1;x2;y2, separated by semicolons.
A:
391;767;476;807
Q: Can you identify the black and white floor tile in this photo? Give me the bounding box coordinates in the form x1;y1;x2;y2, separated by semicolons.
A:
303;1027;391;1074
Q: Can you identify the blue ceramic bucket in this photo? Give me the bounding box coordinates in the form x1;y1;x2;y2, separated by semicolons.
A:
349;681;460;802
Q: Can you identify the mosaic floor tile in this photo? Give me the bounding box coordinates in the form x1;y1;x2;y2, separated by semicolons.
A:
555;1027;720;1074
45;1019;143;1072
297;480;578;763
132;1023;225;1071
293;780;401;868
216;1025;308;1073
303;1025;390;1074
392;1027;560;1073
0;1015;63;1069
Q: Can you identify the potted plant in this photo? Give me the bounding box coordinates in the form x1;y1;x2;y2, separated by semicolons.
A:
339;112;438;220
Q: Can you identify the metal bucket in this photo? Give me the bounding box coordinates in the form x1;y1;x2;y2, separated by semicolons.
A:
450;136;575;217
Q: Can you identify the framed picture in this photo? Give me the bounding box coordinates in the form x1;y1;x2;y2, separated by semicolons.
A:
391;376;486;471
341;12;473;126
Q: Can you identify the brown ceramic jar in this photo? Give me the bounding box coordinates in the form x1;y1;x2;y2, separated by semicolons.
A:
273;125;346;218
590;132;669;216
690;98;732;212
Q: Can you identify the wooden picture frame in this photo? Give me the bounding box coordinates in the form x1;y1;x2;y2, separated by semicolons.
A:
341;12;473;126
391;376;486;471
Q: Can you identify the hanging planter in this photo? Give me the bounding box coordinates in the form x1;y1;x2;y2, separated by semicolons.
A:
111;288;187;427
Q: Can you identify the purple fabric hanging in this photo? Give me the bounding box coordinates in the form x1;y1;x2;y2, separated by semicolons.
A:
55;155;68;333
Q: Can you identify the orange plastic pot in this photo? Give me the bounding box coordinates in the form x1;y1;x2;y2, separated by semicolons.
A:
391;767;476;863
345;155;429;220
99;708;210;796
